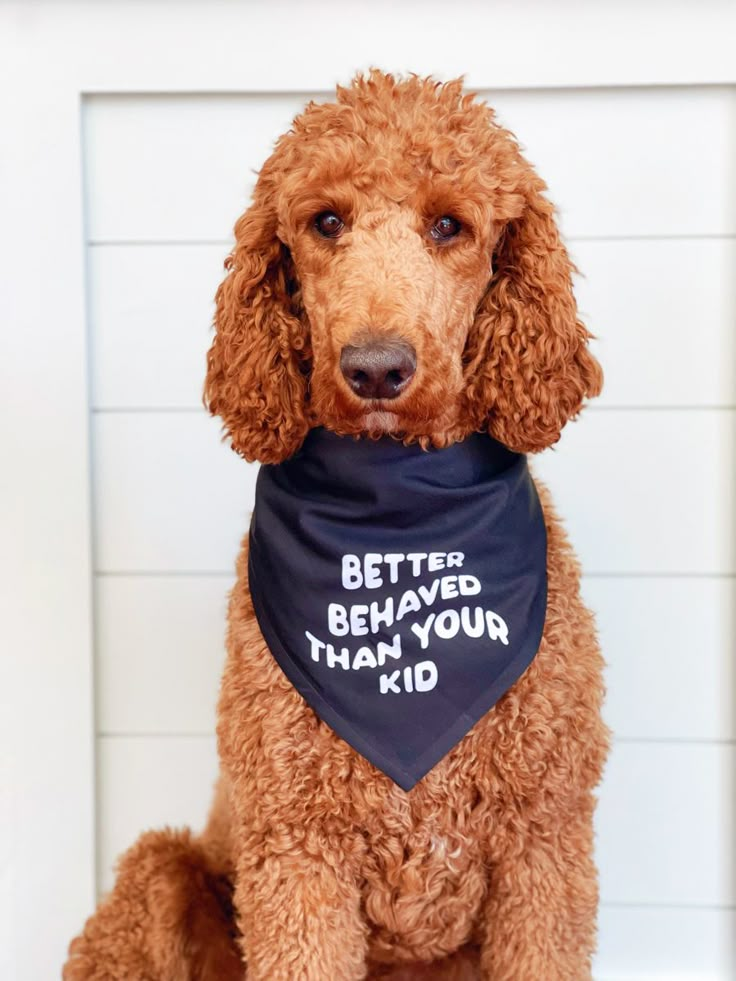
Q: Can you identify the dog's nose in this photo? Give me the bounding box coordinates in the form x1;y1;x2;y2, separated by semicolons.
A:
340;340;417;400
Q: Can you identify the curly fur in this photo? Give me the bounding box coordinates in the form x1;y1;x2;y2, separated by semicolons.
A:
65;70;608;981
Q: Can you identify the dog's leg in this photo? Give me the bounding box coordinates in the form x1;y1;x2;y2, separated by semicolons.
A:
478;792;599;981
235;849;368;981
63;828;243;981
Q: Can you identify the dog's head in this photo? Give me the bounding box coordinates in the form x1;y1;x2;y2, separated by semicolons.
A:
205;70;602;463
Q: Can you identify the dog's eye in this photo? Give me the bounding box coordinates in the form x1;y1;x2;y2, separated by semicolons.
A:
430;215;462;242
314;211;345;239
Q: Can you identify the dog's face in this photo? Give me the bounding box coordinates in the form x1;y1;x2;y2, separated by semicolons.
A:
282;157;499;440
206;71;602;463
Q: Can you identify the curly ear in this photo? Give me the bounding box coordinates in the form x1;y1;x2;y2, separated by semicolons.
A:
204;199;310;464
464;175;602;453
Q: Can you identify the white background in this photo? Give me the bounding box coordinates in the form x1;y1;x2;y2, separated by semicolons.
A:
2;2;735;979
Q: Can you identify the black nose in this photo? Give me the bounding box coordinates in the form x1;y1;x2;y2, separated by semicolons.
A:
340;339;417;400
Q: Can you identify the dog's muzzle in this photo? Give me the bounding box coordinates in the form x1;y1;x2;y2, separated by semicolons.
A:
340;339;417;400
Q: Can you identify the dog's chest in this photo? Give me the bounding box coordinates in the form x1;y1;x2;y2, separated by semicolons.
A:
356;783;488;959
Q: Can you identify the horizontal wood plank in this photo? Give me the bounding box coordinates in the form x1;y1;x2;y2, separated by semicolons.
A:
594;905;735;980
87;236;736;410
95;575;232;734
96;735;218;896
84;93;312;244
586;576;736;742
534;408;736;575
88;243;224;409
488;85;736;240
92;411;256;573
574;237;736;409
83;86;736;243
596;741;734;907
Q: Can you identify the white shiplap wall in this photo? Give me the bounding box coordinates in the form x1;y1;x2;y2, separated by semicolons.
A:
83;86;736;979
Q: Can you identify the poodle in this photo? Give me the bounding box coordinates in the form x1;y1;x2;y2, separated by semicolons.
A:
65;70;609;981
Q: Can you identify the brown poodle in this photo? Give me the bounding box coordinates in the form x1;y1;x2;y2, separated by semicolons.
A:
65;71;608;981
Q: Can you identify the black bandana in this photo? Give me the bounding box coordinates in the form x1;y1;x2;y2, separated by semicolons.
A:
248;428;547;791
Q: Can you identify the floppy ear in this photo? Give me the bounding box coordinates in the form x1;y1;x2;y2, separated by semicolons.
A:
464;174;602;453
204;197;310;464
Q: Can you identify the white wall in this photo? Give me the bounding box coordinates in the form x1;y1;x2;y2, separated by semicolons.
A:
83;86;736;978
3;3;735;979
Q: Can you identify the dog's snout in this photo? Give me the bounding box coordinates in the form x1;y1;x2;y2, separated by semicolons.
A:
340;340;417;400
